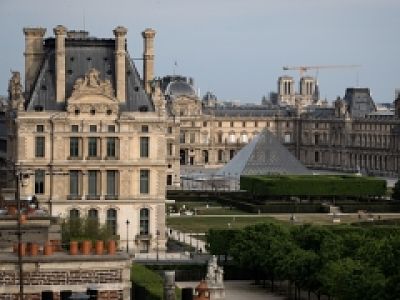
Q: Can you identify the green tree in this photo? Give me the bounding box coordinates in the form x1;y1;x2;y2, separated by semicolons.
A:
230;223;290;290
392;179;400;200
206;229;238;262
61;216;114;246
319;258;385;300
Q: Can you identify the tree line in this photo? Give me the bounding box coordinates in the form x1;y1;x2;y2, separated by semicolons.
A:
207;223;400;300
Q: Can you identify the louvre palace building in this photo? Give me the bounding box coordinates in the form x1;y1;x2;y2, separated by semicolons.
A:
0;25;399;253
162;75;400;181
0;26;168;254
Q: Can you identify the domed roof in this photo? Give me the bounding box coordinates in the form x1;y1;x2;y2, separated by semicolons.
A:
166;81;196;97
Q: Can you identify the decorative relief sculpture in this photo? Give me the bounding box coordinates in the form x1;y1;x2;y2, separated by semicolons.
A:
71;68;114;99
67;68;118;114
8;71;24;111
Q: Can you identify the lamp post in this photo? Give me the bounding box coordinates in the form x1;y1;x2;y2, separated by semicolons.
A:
156;229;160;261
126;220;130;253
15;170;24;300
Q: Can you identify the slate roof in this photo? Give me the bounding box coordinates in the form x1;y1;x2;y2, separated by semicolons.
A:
26;36;153;112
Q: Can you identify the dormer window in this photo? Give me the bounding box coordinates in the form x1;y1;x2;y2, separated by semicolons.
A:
90;109;96;115
107;109;112;115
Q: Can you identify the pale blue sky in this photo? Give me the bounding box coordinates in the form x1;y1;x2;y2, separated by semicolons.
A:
0;0;399;103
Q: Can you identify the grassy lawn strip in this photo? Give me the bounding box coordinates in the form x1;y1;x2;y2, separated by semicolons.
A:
131;264;181;300
167;216;283;232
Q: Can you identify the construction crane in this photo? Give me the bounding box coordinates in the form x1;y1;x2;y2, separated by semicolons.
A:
283;65;361;77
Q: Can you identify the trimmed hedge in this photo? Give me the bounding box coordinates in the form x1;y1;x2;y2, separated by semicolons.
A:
241;175;387;197
131;264;181;300
340;203;400;213
217;196;325;213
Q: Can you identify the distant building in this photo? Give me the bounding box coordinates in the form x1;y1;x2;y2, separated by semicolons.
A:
160;74;400;177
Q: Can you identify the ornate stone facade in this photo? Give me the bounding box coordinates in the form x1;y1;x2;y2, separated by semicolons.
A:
163;77;400;178
3;25;167;254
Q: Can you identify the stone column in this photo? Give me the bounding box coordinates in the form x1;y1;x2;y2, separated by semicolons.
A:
163;271;176;300
113;26;127;102
54;25;67;103
142;28;156;94
23;27;46;96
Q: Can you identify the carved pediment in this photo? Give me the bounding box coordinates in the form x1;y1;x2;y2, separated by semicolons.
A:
70;68;115;99
67;68;119;114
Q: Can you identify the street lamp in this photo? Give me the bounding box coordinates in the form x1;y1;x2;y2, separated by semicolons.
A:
156;229;160;261
126;220;130;253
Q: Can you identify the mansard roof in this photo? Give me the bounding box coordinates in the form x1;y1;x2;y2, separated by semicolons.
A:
26;34;154;112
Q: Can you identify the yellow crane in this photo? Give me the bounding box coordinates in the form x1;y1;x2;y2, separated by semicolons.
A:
282;64;361;77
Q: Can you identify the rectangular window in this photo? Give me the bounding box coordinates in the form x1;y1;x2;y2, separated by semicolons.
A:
108;125;115;133
70;137;79;157
167;174;172;186
190;133;195;143
69;170;80;197
180;132;185;144
89;125;97;132
107;137;116;157
107;171;118;197
88;137;97;157
35;136;45;157
167;127;173;134
35;170;45;194
0;139;7;153
88;170;98;197
168;143;173;156
36;125;44;132
141;125;149;133
140;170;150;194
140;137;149;158
107;170;117;197
71;125;79;132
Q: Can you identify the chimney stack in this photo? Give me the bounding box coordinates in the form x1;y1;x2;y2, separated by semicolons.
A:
142;28;156;94
113;26;127;102
23;27;46;96
53;25;67;103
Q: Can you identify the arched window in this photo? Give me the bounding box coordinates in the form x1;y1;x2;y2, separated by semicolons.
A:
69;209;80;219
106;209;117;236
140;208;149;235
88;208;98;224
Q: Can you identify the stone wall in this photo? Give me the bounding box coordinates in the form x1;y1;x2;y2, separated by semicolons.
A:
0;253;131;299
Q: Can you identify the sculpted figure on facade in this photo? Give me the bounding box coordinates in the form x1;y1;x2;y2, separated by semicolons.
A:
8;71;24;111
71;68;114;99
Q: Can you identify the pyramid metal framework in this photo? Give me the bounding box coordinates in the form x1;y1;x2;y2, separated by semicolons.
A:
217;129;311;178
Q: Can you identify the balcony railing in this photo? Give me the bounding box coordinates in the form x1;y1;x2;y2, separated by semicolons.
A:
68;156;83;160
135;234;152;240
105;156;119;160
86;195;100;200
86;156;102;160
67;195;82;200
105;195;119;200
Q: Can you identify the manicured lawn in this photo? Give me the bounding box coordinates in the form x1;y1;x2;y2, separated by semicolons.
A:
167;216;282;232
167;214;400;232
